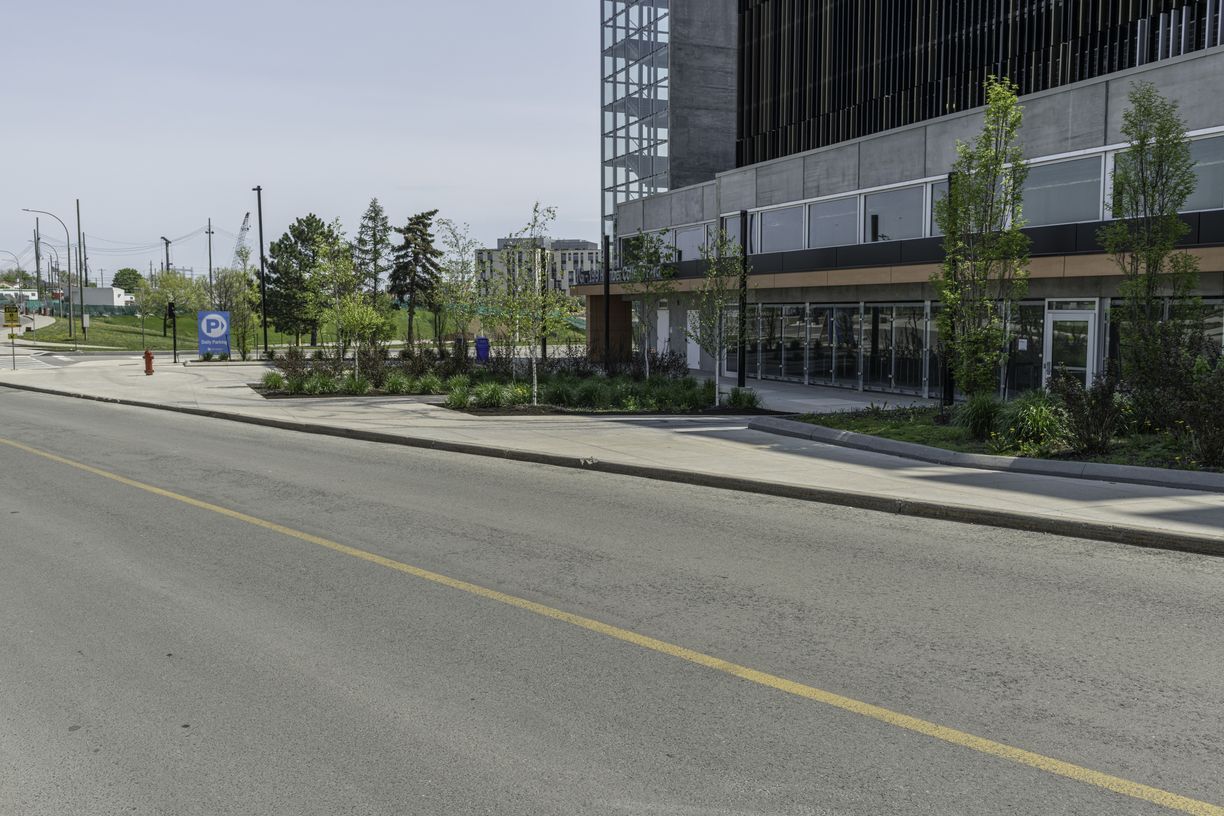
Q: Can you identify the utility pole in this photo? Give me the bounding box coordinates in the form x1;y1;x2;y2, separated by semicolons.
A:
33;221;42;304
253;185;268;356
76;199;86;340
205;218;214;307
161;237;171;337
21;208;74;340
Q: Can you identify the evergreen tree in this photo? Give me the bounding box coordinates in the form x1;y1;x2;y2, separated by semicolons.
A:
266;214;332;343
388;210;443;346
355;198;392;294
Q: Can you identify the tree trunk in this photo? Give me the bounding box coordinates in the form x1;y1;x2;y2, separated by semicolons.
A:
406;299;416;352
531;355;538;406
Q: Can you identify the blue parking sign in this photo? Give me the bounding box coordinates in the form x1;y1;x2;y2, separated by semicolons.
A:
198;311;231;357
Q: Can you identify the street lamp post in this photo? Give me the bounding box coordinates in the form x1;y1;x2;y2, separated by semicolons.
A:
22;208;75;341
252;185;268;356
161;237;171;338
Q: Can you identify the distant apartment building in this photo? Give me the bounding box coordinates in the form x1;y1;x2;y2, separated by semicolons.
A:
476;238;600;296
582;0;1224;398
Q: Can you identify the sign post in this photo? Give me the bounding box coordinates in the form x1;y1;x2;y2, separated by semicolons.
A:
197;311;231;361
4;305;19;371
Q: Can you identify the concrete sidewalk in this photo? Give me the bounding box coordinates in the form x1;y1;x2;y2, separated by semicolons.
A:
1;358;1221;550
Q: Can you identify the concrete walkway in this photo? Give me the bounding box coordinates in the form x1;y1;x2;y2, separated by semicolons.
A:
1;358;1221;546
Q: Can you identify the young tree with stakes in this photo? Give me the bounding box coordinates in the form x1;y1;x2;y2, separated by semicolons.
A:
686;229;743;406
932;75;1031;401
1099;81;1206;428
620;229;678;379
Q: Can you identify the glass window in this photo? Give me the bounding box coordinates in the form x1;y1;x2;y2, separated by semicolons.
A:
808;197;859;248
1024;157;1102;226
673;225;707;261
929;181;949;237
864;186;924;242
759;207;804;253
1185;136;1224;212
722;215;742;247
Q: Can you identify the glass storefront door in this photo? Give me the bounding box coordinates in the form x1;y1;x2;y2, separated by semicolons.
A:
1044;304;1098;387
760;305;783;378
781;306;806;382
832;306;861;387
863;306;895;390
808;306;833;384
893;306;926;393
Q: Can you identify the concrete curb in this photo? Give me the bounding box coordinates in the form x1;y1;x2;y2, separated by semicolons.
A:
748;415;1224;495
3;380;1221;558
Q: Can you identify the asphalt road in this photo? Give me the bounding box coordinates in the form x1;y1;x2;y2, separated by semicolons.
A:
1;388;1222;816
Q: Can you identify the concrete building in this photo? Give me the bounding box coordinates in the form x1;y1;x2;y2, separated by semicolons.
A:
580;0;1224;398
600;0;738;239
476;239;599;296
81;286;135;309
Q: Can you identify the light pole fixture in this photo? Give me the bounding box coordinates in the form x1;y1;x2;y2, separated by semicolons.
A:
22;208;75;339
252;185;268;356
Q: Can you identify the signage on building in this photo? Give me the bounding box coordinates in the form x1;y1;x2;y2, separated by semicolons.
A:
197;311;231;357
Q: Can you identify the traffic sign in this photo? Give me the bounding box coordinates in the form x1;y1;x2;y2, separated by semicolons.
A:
3;305;18;328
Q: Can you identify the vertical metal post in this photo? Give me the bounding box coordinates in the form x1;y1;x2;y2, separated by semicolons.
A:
253;186;269;356
206;218;214;308
33;222;42;303
602;234;611;370
76;199;86;339
737;210;748;388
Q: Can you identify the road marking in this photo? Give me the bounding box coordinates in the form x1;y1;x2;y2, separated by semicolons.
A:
1;435;1220;816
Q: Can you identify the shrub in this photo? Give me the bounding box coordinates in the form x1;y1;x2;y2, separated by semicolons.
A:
471;382;508;409
217;353;230;362
1049;367;1125;455
357;345;390;387
954;393;1004;441
444;387;470;410
542;379;579;407
416;373;444;395
303;372;339;395
261;371;286;391
274;346;309;380
575;379;613;409
201;352;214;362
444;374;471;394
383;371;414;395
285;376;306;395
997;389;1067;457
728;387;761;409
341;372;371;395
627;349;689;381
1174;355;1224;467
507;383;531;406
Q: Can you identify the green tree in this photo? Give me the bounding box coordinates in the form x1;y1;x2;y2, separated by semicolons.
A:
112;267;143;294
621;228;678;379
434;218;480;352
686;229;743;405
389;210;443;348
266;214;332;344
1098;82;1205;427
355;198;393;294
139;269;208;337
327;294;395;376
933;75;1031;400
214;268;259;359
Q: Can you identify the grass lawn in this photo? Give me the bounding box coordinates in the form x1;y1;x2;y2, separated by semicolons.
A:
795;406;1210;472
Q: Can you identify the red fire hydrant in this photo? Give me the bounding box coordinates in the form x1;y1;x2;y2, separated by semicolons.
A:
143;349;155;376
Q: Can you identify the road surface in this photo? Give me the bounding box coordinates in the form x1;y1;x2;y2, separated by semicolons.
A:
0;388;1221;815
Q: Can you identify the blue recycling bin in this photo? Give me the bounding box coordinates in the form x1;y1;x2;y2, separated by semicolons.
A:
475;336;490;362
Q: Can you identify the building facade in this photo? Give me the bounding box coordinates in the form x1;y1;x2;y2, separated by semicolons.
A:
477;239;600;297
581;0;1224;399
601;0;738;239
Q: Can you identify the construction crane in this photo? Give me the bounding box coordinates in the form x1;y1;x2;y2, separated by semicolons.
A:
230;212;251;270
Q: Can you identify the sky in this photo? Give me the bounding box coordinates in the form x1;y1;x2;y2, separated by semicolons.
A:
0;0;599;285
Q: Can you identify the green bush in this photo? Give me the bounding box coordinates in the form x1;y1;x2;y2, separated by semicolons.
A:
472;382;508;409
444;387;470;410
303;372;339;395
575;379;613;409
341;373;371;395
383;371;414;395
285;376;306;395
201;352;214;362
1174;356;1224;467
416;373;444;395
274;346;309;380
507;383;531;406
954;393;1003;441
261;371;285;391
728;387;761;409
445;374;471;394
997;389;1067;457
542;379;579;407
217;353;230;362
1049;367;1124;455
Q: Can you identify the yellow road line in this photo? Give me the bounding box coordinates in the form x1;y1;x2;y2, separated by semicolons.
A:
3;435;1220;816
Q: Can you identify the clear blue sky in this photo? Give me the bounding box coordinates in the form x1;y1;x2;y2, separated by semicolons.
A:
0;0;598;283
